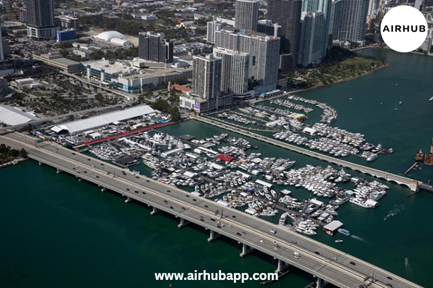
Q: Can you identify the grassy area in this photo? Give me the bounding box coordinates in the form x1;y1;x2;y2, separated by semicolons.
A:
340;57;374;67
288;53;387;89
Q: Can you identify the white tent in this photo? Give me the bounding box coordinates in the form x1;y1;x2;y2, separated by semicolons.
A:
51;105;155;134
0;105;39;126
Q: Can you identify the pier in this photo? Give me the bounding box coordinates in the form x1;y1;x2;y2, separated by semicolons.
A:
192;116;428;192
0;132;421;288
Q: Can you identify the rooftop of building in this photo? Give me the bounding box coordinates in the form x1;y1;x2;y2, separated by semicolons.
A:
81;59;138;75
217;27;279;40
121;66;192;80
51;105;155;134
0;105;39;126
172;84;192;92
181;93;207;103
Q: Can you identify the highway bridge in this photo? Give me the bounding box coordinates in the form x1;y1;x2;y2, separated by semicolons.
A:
192;116;424;192
0;132;422;288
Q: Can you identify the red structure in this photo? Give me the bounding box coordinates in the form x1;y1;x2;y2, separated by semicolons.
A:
84;122;173;145
218;154;234;162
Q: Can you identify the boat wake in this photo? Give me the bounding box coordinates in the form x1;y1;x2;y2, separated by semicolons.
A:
350;235;365;242
405;263;414;279
383;204;405;221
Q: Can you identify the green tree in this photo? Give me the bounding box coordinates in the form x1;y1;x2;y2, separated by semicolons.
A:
95;93;104;102
19;148;27;158
169;106;181;121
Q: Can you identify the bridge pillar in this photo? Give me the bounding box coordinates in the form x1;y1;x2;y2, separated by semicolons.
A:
125;196;132;203
409;181;419;192
315;277;328;288
240;244;254;257
275;259;289;273
150;206;160;215
178;218;190;228
207;230;220;242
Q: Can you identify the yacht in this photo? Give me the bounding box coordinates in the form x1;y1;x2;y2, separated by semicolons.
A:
349;197;378;208
366;153;378;162
370;190;386;201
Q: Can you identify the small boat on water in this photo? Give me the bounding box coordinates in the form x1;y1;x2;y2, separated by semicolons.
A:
405;257;409;264
338;228;351;236
335;239;343;243
429;96;433;101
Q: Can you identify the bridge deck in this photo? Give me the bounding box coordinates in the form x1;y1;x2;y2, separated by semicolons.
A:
0;133;422;288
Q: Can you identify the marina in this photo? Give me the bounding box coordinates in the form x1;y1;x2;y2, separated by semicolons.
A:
1;49;433;287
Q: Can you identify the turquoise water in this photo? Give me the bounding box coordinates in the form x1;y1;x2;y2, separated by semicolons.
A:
1;48;433;288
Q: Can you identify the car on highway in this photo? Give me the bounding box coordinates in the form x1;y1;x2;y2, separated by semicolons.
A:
293;252;300;259
260;239;264;244
270;229;277;234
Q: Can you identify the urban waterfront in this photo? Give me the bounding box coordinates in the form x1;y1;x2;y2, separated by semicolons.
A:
1;48;433;288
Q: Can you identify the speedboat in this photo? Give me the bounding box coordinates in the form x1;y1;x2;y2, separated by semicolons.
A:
335;239;343;243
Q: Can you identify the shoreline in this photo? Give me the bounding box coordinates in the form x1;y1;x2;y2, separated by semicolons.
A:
250;58;391;104
355;45;433;58
256;57;391;103
0;157;28;169
304;61;391;92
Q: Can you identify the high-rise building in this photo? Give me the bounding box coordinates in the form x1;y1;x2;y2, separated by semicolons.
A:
214;29;280;93
301;0;332;60
414;0;424;11
213;47;249;95
192;54;222;101
189;54;233;112
138;32;173;63
267;0;302;71
298;11;326;66
235;0;259;31
206;21;227;44
257;20;282;38
331;0;369;43
0;25;4;61
367;0;380;16
26;0;57;39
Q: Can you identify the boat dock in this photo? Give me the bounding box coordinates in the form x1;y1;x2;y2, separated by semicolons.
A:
192;115;430;192
404;162;418;175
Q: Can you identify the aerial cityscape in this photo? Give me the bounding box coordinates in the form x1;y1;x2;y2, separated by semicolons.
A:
0;0;433;287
